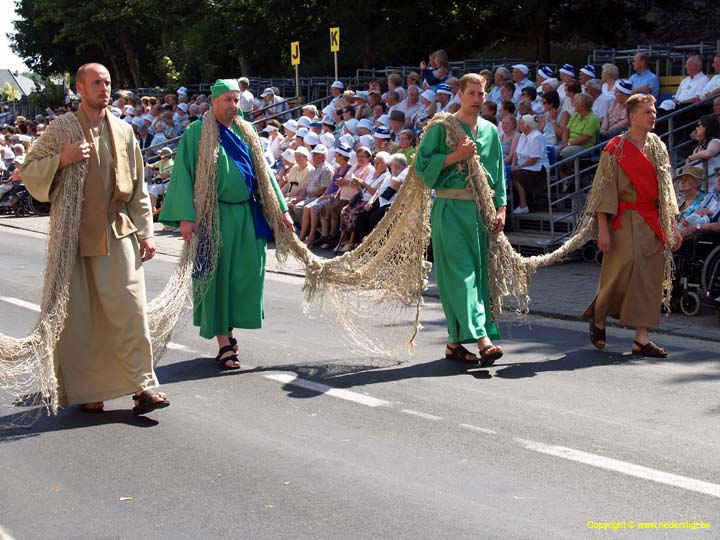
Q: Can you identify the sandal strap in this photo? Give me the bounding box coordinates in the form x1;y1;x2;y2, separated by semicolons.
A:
216;345;236;359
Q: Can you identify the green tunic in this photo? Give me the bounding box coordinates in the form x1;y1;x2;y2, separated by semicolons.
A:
159;119;287;339
415;116;506;344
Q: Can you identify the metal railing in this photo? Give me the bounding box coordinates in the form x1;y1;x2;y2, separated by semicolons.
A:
588;41;720;77
532;94;717;244
140;94;332;163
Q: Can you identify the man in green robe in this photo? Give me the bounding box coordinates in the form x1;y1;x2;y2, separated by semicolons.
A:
415;73;507;366
160;80;293;369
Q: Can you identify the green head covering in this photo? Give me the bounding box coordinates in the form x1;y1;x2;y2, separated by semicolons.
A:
210;79;241;99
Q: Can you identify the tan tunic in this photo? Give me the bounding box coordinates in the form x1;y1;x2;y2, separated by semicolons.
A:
23;112;157;404
582;147;678;328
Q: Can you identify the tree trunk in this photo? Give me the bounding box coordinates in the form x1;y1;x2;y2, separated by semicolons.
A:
117;29;142;88
535;3;551;62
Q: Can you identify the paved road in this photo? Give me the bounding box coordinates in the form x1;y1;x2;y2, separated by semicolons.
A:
0;228;718;540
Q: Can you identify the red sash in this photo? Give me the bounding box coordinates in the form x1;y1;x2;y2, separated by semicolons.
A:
604;136;665;245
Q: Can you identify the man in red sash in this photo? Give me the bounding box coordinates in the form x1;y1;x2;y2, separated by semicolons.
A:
582;94;681;357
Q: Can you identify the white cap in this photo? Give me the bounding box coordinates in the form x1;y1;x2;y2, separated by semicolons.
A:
358;134;375;150
261;87;274;97
421;89;436;102
339;134;356;147
542;78;559;89
303;132;320;146
377;114;390;127
143;114;153;123
659;99;676;111
320;132;336;148
283;119;298;132
132;117;145;128
297;116;311;128
344;118;359;134
358;118;374;131
125;106;136;115
311;143;329;156
331;80;344;90
296;127;310;138
178;103;189;113
2;148;14;160
281;149;296;163
294;146;310;158
512;64;529;75
177;86;188;95
263;124;279;132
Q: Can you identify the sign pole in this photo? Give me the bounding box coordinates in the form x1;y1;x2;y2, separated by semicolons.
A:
290;41;301;102
330;28;340;81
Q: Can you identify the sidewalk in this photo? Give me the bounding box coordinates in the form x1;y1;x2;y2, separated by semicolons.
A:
3;215;719;342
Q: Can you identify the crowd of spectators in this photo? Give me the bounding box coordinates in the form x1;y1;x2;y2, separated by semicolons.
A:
3;47;720;245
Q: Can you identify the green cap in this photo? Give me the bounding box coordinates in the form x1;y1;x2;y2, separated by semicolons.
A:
210;79;241;98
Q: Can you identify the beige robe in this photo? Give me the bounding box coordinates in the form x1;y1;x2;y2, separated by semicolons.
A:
23;112;157;405
582;147;678;328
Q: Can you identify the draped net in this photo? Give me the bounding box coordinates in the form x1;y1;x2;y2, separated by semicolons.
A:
0;111;676;423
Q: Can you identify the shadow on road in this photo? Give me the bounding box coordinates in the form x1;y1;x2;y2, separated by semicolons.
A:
0;408;158;444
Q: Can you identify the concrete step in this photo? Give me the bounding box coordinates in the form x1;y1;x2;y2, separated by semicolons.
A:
506;231;563;256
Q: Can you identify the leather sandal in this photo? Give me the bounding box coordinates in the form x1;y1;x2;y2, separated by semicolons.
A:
228;327;238;351
80;402;104;413
589;321;606;349
632;340;668;358
216;344;241;370
132;390;170;416
445;344;479;364
479;344;503;367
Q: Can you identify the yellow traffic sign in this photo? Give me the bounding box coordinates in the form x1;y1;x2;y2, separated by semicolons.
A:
330;28;340;52
291;41;300;65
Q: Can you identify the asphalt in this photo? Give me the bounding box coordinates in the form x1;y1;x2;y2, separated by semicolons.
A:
2;214;719;343
0;228;718;540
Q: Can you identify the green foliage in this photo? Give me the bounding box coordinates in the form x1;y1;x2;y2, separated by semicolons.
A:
0;83;22;102
28;81;66;111
9;0;720;86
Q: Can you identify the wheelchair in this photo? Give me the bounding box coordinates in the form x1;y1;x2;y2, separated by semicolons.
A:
671;231;720;319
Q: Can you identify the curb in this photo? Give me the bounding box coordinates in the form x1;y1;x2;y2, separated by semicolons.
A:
3;220;718;344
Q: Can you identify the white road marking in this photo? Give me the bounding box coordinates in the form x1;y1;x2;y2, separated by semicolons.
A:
3;294;718;499
166;342;196;353
401;409;442;421
0;296;40;312
459;423;497;435
0;297;199;356
516;438;720;499
263;373;390;408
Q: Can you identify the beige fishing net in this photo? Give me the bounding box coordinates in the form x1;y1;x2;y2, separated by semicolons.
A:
0;110;676;422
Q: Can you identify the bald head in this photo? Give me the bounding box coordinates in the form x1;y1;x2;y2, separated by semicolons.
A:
76;63;110;85
76;63;112;112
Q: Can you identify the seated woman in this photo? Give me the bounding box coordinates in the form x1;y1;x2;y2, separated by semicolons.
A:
558;93;600;190
512;115;550;214
600;80;632;140
397;129;417;163
347;151;392;247
538;90;562;147
500;115;520;183
366;153;408;232
283;146;313;199
675;165;706;228
420;49;450;90
336;146;375;252
687;114;720;182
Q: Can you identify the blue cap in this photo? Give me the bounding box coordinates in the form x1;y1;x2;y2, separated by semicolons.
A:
559;64;575;77
374;126;391;139
335;143;352;157
580;64;597;78
616;79;633;95
538;66;554;79
436;83;453;95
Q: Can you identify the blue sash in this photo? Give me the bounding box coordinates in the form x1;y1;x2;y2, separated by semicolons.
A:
218;122;273;239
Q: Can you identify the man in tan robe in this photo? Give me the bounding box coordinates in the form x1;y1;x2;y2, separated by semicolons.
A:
582;94;681;357
22;63;169;414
